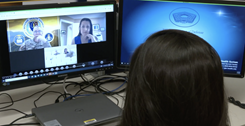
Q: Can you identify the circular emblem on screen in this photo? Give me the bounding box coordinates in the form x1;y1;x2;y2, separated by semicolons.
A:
169;7;200;27
45;33;54;42
23;18;44;38
13;35;25;46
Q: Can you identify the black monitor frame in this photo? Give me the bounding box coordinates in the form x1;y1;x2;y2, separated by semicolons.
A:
117;0;245;78
0;1;117;91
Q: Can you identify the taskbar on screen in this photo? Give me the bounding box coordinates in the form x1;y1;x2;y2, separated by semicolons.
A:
2;60;114;83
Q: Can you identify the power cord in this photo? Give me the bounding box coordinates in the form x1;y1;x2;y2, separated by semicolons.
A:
1;114;38;126
0;83;53;106
33;91;64;108
228;96;245;109
0;93;14;109
0;108;28;116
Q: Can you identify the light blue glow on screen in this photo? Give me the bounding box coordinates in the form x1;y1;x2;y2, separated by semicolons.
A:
121;1;245;73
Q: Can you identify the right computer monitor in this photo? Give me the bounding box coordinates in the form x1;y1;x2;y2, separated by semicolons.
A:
117;0;245;78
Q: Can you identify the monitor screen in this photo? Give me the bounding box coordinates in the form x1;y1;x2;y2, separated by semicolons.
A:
118;0;245;78
0;1;116;91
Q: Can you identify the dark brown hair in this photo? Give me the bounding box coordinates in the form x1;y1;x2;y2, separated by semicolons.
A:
78;18;93;36
119;29;229;126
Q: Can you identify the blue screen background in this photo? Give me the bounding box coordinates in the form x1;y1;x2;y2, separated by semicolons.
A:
120;0;245;75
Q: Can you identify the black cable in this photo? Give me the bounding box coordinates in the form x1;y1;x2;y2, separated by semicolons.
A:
0;108;28;116
107;94;120;106
75;82;95;95
0;84;53;106
65;81;86;90
55;93;73;103
10;115;34;125
33;91;64;108
93;79;126;105
95;79;126;95
72;74;127;98
115;93;126;101
2;123;40;126
0;93;14;109
80;74;89;83
228;96;245;109
1;114;36;126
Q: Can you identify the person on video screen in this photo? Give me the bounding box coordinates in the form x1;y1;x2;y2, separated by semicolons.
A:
19;26;51;51
72;18;98;45
64;48;74;57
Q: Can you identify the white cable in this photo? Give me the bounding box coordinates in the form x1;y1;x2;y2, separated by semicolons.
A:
63;76;68;94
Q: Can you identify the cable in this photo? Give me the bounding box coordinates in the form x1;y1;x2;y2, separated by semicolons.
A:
33;91;64;108
0;93;14;109
0;109;28;116
107;95;120;106
81;74;90;83
64;80;126;101
63;93;94;101
55;92;73;103
91;75;126;83
94;85;120;106
63;76;68;94
74;81;95;95
10;114;34;125
228;96;245;109
95;79;127;95
1;114;36;126
0;84;53;105
1;123;40;126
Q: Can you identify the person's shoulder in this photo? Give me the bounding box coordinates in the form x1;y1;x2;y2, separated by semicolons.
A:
74;35;81;44
74;35;80;39
24;38;33;44
43;41;51;47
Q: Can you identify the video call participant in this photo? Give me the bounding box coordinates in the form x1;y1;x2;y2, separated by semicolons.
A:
19;26;51;51
72;18;98;45
64;48;73;57
119;29;229;126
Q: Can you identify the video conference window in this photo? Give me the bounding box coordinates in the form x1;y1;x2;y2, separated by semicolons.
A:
7;17;59;52
44;45;77;68
7;12;106;53
6;12;108;74
61;13;106;45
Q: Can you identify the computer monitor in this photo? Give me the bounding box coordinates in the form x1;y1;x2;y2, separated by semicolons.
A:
117;0;245;78
0;1;116;91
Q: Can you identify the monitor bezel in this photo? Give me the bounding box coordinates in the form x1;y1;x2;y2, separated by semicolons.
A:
0;1;117;91
117;0;245;78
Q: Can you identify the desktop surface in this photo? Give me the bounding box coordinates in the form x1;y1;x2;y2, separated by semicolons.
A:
0;75;245;126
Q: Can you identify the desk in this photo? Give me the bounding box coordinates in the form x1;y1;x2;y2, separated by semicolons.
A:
0;76;245;126
0;76;126;126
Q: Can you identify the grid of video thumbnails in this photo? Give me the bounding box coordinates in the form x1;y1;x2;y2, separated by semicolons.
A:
5;13;109;80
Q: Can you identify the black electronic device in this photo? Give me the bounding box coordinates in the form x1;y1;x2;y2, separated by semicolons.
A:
117;0;245;78
0;1;117;91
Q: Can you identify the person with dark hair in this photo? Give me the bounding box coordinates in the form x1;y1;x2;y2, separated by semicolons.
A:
72;18;98;45
119;29;229;126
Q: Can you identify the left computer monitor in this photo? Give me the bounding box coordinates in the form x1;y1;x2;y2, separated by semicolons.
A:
0;1;116;91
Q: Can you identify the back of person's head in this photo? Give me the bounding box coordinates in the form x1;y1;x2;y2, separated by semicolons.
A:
120;29;229;126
